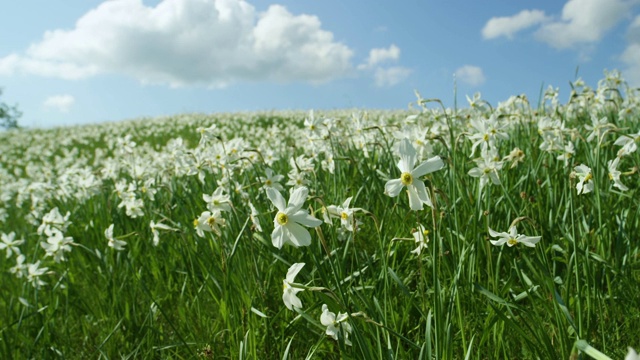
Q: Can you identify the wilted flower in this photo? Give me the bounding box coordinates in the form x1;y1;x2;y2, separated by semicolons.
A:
282;263;305;310
320;304;353;345
385;138;445;211
266;187;322;249
488;225;541;248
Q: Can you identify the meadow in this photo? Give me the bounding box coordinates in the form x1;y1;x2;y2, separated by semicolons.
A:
1;70;639;359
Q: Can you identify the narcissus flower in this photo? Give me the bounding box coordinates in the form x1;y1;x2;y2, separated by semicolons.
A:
266;187;322;249
573;164;593;195
385;138;444;211
282;263;305;310
488;225;541;248
105;224;126;251
320;304;353;345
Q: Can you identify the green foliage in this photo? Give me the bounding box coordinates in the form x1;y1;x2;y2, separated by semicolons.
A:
0;88;22;129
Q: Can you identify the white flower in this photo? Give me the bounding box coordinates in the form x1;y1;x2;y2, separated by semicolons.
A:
614;131;639;157
266;187;322;249
282;263;305;310
203;187;232;213
320;304;353;345
573;164;594;195
150;220;177;246
607;157;628;191
468;148;503;189
325;197;361;232
105;224;126;251
488;225;541;248
626;347;639;360
248;201;262;232
41;228;74;262
385;138;444;211
411;225;430;255
26;261;48;289
0;232;24;258
194;210;226;237
260;168;285;192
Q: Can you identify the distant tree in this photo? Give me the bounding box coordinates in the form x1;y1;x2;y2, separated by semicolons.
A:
0;88;22;129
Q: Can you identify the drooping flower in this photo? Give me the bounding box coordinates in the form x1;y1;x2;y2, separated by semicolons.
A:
385;138;445;211
150;220;177;246
282;263;305;310
411;224;430;255
488;225;541;248
266;187;322;249
325;197;361;232
104;224;126;251
320;304;353;345
573;164;594;195
607;157;628;191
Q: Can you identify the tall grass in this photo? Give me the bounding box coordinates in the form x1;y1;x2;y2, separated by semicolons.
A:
0;71;638;359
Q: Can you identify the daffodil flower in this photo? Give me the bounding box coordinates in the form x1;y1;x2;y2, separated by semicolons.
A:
266;187;322;249
573;164;593;195
320;304;353;345
104;224;126;251
385;138;444;211
325;197;361;232
282;263;305;310
488;226;541;247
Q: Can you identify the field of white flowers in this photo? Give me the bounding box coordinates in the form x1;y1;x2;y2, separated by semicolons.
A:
1;70;639;359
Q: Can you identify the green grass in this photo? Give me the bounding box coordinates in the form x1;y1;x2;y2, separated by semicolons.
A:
0;75;639;359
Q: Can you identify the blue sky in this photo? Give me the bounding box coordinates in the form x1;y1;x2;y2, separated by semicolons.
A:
1;0;639;128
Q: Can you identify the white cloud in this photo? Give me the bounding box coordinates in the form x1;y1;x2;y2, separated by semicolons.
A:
374;66;412;87
454;65;486;87
359;44;400;69
482;9;549;40
43;95;75;112
534;0;636;49
0;0;353;86
621;16;640;85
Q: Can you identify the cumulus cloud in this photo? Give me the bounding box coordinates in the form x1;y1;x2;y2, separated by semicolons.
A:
357;44;410;87
534;0;636;49
0;0;353;86
43;95;75;112
455;65;486;87
482;9;549;40
622;15;640;85
374;66;412;87
359;44;400;69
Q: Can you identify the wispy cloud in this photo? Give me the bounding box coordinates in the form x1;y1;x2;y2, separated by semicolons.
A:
358;44;411;87
482;9;549;40
455;65;486;87
43;95;75;112
0;0;354;87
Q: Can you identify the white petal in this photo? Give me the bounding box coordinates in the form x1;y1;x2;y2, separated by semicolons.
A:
412;156;444;177
407;186;424;211
286;222;312;247
287;186;309;212
385;179;404;197
398;138;416;173
412;180;432;208
290;210;322;227
271;225;286;249
519;235;541;247
266;188;286;211
286;262;305;282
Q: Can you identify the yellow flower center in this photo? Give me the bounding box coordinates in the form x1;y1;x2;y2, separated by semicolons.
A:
608;173;614;180
193;219;199;227
507;238;518;246
265;179;272;186
207;217;217;226
584;173;593;182
400;172;413;186
483;134;490;141
341;211;348;220
423;229;430;237
276;212;289;226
